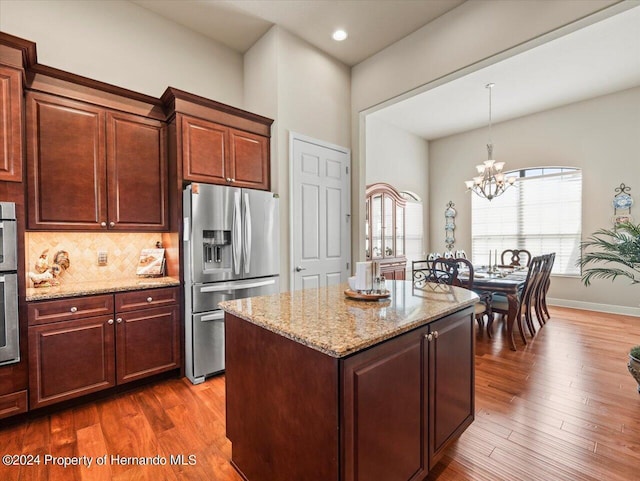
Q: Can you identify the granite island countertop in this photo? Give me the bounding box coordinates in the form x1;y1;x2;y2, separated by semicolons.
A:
219;280;479;358
25;276;181;301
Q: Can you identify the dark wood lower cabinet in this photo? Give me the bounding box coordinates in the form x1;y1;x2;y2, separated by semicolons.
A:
27;287;180;410
226;306;475;481
29;315;116;408
342;330;427;481
116;305;179;384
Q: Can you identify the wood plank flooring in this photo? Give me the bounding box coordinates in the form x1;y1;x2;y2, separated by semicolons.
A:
1;306;639;480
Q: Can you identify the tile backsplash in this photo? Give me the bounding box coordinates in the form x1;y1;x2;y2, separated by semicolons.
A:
25;232;164;285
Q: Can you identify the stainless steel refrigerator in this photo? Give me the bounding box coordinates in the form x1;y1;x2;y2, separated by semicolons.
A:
183;183;280;384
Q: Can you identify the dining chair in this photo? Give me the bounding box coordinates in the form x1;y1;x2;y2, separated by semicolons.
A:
427;257;460;285
451;257;493;331
412;259;434;287
534;253;555;325
489;255;544;343
500;249;532;267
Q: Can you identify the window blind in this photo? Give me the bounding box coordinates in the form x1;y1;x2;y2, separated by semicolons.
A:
471;169;582;276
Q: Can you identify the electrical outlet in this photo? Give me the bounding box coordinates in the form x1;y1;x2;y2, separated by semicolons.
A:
97;251;108;266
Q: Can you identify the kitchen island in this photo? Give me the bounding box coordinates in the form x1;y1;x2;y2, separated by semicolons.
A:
219;280;478;481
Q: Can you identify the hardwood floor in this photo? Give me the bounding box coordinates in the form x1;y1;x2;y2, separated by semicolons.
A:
1;306;639;480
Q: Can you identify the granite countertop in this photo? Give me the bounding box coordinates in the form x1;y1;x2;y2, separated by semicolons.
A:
219;280;479;358
26;276;181;301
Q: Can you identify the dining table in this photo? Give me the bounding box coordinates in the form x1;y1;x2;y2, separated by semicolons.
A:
470;268;528;350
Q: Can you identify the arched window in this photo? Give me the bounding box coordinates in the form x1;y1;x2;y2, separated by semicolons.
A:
471;167;582;276
400;191;424;266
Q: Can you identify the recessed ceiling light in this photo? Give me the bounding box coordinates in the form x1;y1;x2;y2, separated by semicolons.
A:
332;30;348;42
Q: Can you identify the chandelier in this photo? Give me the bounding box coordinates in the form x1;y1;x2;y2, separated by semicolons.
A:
465;83;516;201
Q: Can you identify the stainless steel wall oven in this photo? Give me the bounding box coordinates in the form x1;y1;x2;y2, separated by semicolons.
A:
0;202;19;366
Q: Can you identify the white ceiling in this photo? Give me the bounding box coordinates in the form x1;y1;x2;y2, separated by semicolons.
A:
131;1;640;141
132;0;465;66
372;5;640;140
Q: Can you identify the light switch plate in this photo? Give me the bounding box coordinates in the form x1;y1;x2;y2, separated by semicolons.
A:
98;250;108;266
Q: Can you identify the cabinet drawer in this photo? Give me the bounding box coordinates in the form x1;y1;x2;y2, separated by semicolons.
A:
115;287;179;312
0;390;28;419
28;295;114;326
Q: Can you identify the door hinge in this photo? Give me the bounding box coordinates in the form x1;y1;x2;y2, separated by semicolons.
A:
346;166;349;174
346;262;350;269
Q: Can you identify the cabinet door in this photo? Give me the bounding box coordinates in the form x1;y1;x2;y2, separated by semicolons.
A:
228;128;269;190
182;115;229;184
29;315;116;409
26;92;107;230
0;66;22;182
428;308;475;468
107;112;168;230
342;327;428;481
115;305;179;384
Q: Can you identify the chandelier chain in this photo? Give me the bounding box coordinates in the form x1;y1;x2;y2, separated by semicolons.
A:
464;82;516;201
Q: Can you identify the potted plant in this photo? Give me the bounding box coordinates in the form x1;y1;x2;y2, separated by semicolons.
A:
578;221;640;392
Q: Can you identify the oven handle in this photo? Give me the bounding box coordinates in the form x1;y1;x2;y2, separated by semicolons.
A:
198;278;276;293
200;311;225;322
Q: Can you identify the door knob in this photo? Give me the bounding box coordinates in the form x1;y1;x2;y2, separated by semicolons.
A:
295;266;306;272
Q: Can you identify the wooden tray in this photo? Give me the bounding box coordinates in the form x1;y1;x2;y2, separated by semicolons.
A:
344;289;390;301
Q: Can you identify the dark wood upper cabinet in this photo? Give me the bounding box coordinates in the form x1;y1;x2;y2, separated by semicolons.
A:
163;87;273;191
229;128;269;190
181;115;229;184
106;111;167;230
0;66;23;182
26;91;107;229
179;114;270;190
26;91;168;231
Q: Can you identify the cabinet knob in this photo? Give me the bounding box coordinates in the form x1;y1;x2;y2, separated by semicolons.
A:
109;221;115;227
70;306;78;313
146;297;153;303
424;333;433;342
226;177;232;182
231;178;235;183
116;317;123;323
433;331;439;339
101;222;107;227
107;319;114;325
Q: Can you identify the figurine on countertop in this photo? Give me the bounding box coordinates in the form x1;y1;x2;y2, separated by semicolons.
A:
29;249;71;288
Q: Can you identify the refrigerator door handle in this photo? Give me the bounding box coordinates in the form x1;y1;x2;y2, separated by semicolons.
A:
243;192;252;274
198;278;276;293
232;191;241;275
200;311;225;322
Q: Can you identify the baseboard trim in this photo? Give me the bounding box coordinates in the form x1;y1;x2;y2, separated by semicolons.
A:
548;297;640;317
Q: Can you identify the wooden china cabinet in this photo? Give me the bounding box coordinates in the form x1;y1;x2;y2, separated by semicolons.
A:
365;183;407;280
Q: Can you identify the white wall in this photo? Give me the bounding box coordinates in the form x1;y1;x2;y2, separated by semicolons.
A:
365;115;429;255
0;0;244;104
352;0;619;267
245;26;351;289
429;87;640;313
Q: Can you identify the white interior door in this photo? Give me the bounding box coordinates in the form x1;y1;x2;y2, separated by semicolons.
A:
291;133;351;291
